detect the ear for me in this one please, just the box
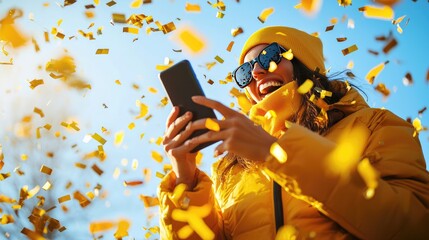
[244,89,256,104]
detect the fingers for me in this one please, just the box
[192,96,239,118]
[165,106,179,129]
[163,111,193,144]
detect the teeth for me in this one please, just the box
[259,81,283,94]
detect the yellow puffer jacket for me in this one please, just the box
[158,86,429,239]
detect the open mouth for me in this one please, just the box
[259,81,284,96]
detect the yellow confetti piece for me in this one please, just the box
[270,142,287,163]
[42,181,52,191]
[148,87,158,93]
[115,79,122,85]
[114,219,130,238]
[1,214,14,224]
[29,79,44,89]
[89,221,116,233]
[75,162,86,169]
[123,27,139,34]
[56,32,65,39]
[140,195,160,208]
[258,7,274,23]
[136,100,149,119]
[114,131,124,146]
[40,165,53,175]
[216,12,225,18]
[366,61,388,84]
[357,158,379,199]
[92,133,106,145]
[392,15,406,25]
[231,27,243,37]
[58,195,71,203]
[281,49,293,60]
[205,118,220,131]
[185,2,201,12]
[106,0,116,7]
[0,9,29,48]
[275,225,298,240]
[300,0,322,15]
[128,122,135,130]
[130,0,142,8]
[214,55,224,64]
[151,151,163,163]
[361,5,394,20]
[21,154,28,160]
[297,79,314,94]
[112,13,126,23]
[95,48,109,54]
[338,0,352,7]
[268,61,278,72]
[229,87,252,114]
[69,121,80,131]
[341,44,358,56]
[226,41,234,52]
[176,27,205,53]
[156,171,165,178]
[346,60,354,69]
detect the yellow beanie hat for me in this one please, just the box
[239,26,326,74]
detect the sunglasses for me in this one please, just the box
[232,42,287,88]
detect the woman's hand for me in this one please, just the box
[186,96,277,162]
[162,106,198,190]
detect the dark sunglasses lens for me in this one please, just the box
[234,62,252,88]
[258,44,281,69]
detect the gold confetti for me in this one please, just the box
[148,87,158,93]
[75,162,86,169]
[114,219,130,238]
[156,171,165,179]
[42,181,52,191]
[275,225,298,240]
[21,154,28,160]
[226,41,234,52]
[92,133,107,145]
[1,214,14,224]
[40,165,53,175]
[281,49,293,60]
[123,27,139,34]
[89,220,116,233]
[29,79,44,89]
[33,107,44,118]
[338,0,352,6]
[366,61,388,84]
[151,151,163,163]
[258,7,274,23]
[300,0,322,15]
[0,9,29,48]
[341,44,358,56]
[205,118,220,131]
[374,83,390,97]
[231,27,243,37]
[360,5,394,20]
[382,38,397,54]
[214,55,224,63]
[106,0,116,6]
[136,100,149,119]
[297,79,314,94]
[128,122,135,130]
[91,164,104,175]
[185,3,201,12]
[402,72,413,86]
[115,79,122,85]
[114,131,124,146]
[176,27,205,54]
[268,61,278,72]
[357,158,379,199]
[392,15,406,25]
[96,48,109,54]
[130,0,142,8]
[112,13,127,23]
[336,37,347,42]
[58,194,71,203]
[124,180,143,186]
[216,12,225,18]
[139,195,159,208]
[325,25,335,31]
[270,142,287,163]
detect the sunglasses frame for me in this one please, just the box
[233,42,287,88]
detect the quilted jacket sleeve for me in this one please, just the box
[157,169,224,240]
[263,108,429,240]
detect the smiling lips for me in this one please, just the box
[258,80,284,96]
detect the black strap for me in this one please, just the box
[273,181,284,232]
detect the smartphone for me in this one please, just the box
[159,60,218,153]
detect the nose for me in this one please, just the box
[251,62,267,81]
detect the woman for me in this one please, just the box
[158,26,429,239]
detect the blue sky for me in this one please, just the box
[1,0,428,239]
